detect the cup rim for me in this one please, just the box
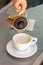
[13,33,32,44]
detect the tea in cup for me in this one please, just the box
[12,33,37,51]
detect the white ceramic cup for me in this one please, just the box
[12,33,37,51]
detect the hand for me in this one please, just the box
[13,0,27,15]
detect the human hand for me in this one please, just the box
[13,0,27,15]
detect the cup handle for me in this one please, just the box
[30,37,37,45]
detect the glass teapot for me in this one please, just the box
[6,15,29,32]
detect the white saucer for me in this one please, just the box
[6,40,37,58]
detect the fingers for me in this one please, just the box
[18,7,26,15]
[13,0,27,15]
[13,0,20,10]
[18,1,27,15]
[18,4,27,15]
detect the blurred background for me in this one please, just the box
[0,0,11,9]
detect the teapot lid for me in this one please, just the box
[14,16,27,30]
